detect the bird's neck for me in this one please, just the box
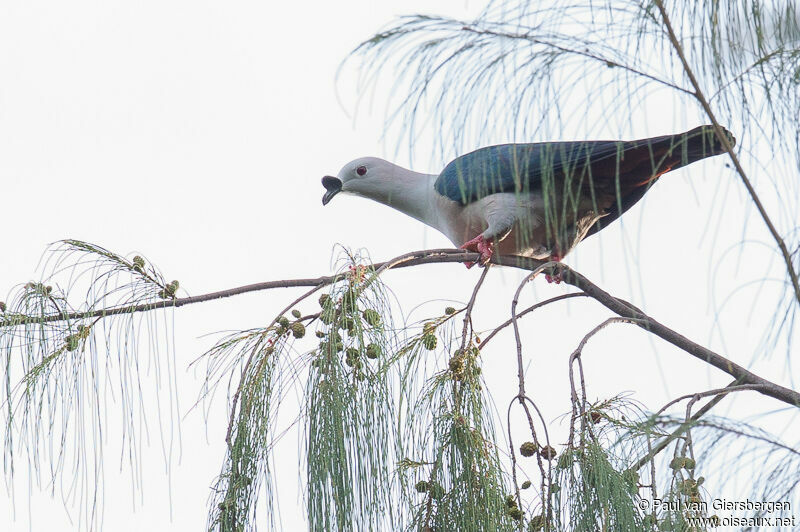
[368,168,441,229]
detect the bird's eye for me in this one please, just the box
[356,165,367,176]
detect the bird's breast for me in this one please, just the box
[435,192,546,258]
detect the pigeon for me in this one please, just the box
[322,125,734,276]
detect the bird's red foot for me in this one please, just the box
[460,234,494,268]
[545,253,563,283]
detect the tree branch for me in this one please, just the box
[492,255,800,408]
[0,249,479,328]
[653,0,800,307]
[5,248,798,409]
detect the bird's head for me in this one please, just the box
[321,157,403,206]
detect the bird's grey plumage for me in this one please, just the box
[322,126,734,263]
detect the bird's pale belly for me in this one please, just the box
[437,192,604,260]
[494,227,552,259]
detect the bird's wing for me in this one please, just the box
[434,126,733,236]
[435,141,621,205]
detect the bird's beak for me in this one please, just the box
[321,176,342,205]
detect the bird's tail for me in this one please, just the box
[676,124,736,162]
[624,125,735,186]
[581,125,735,239]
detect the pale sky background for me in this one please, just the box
[0,1,796,531]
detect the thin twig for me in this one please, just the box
[512,272,538,398]
[510,263,553,397]
[652,384,767,419]
[567,317,645,447]
[459,266,491,352]
[460,24,694,96]
[506,401,524,532]
[630,378,751,471]
[224,284,324,447]
[479,292,587,351]
[506,263,555,526]
[519,394,553,526]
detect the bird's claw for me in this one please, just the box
[460,235,493,268]
[545,253,563,283]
